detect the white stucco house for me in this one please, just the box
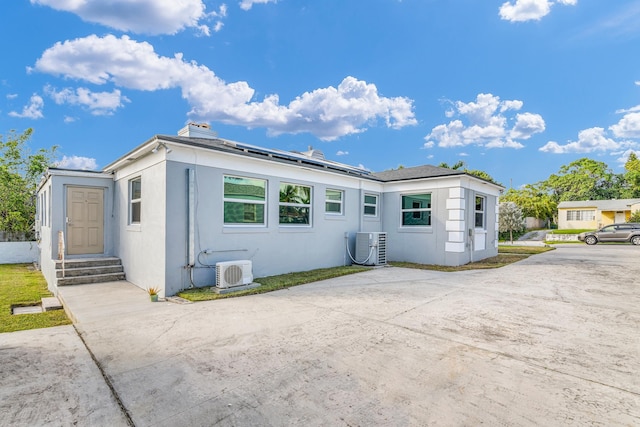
[36,124,502,298]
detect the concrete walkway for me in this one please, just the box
[3,244,640,426]
[0,326,130,426]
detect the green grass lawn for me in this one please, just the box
[178,245,554,302]
[498,245,555,255]
[549,229,594,234]
[178,265,369,302]
[0,264,70,333]
[392,246,553,271]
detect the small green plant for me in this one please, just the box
[629,210,640,223]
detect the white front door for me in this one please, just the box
[615,211,626,223]
[66,186,104,255]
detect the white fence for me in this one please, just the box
[0,241,38,264]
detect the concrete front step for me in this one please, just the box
[55,257,122,269]
[57,272,126,286]
[56,265,124,278]
[55,257,126,286]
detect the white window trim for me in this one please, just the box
[400,193,432,228]
[325,189,344,215]
[279,182,313,227]
[129,177,141,225]
[363,193,378,217]
[223,175,267,227]
[566,209,595,221]
[475,195,486,229]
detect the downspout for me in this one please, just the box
[186,168,196,287]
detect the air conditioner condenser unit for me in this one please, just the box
[216,260,253,288]
[355,232,387,266]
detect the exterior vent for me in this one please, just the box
[178,123,218,139]
[355,232,387,266]
[216,260,253,288]
[305,146,325,160]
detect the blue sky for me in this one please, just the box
[2,0,640,188]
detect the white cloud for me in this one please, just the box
[615,104,640,114]
[424,93,543,149]
[208,4,228,34]
[34,35,416,140]
[45,86,130,115]
[56,155,98,170]
[486,139,524,149]
[239,0,277,11]
[499,0,577,23]
[616,149,640,166]
[212,21,224,32]
[510,112,546,139]
[539,127,620,153]
[64,116,76,123]
[30,0,207,35]
[8,94,44,119]
[6,93,18,100]
[336,150,349,156]
[610,111,640,138]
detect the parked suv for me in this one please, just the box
[578,223,640,245]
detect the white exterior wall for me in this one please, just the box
[40,136,501,297]
[113,155,167,297]
[0,242,38,264]
[381,176,500,266]
[36,171,114,295]
[161,145,385,296]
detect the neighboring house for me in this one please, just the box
[557,199,640,230]
[36,124,502,298]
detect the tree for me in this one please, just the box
[0,129,57,237]
[544,158,623,202]
[623,152,640,198]
[499,202,524,244]
[438,160,465,170]
[500,184,556,226]
[438,160,501,185]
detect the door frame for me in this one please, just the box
[65,185,106,255]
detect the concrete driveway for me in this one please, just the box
[4,244,640,426]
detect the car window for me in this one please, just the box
[601,226,615,232]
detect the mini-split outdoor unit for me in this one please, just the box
[355,232,387,266]
[216,260,253,288]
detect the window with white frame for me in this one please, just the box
[566,209,595,221]
[41,191,47,226]
[223,175,267,225]
[363,194,378,216]
[475,195,485,228]
[47,190,51,227]
[129,177,141,224]
[325,189,344,214]
[401,193,431,226]
[279,183,311,225]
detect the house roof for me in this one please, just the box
[558,198,640,211]
[161,135,374,178]
[102,132,501,188]
[371,165,466,182]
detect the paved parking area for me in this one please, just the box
[3,244,640,426]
